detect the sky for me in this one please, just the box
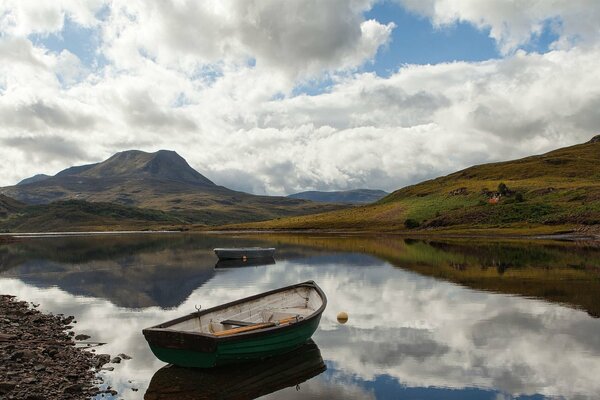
[0,0,599,195]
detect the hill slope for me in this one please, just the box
[226,136,600,233]
[0,200,186,232]
[0,150,344,225]
[288,189,388,204]
[0,194,24,219]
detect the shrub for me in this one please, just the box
[515,192,525,202]
[404,218,420,229]
[498,182,508,196]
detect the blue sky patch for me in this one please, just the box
[364,2,500,76]
[29,17,105,70]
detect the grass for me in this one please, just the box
[0,200,188,232]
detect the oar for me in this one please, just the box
[213,316,300,337]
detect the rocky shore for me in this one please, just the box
[0,295,119,399]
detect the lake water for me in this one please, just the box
[1,233,600,399]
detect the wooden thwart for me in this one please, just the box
[220,319,255,327]
[213,316,300,337]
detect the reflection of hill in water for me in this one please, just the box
[0,234,353,309]
[2,233,600,315]
[251,234,600,318]
[11,258,214,309]
[0,235,255,308]
[145,340,326,400]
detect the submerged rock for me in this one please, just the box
[94,354,111,369]
[118,352,132,360]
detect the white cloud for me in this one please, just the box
[0,0,105,36]
[0,1,599,194]
[397,0,600,53]
[100,0,393,78]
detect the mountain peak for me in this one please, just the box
[589,134,600,144]
[59,149,215,186]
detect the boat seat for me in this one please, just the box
[220,319,255,327]
[260,307,312,323]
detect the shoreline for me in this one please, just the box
[0,295,122,399]
[1,228,598,242]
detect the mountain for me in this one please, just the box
[288,189,388,204]
[0,150,345,226]
[52,150,215,186]
[226,136,600,234]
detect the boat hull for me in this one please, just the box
[213,247,275,260]
[148,314,321,368]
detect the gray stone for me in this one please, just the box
[94,354,111,369]
[0,381,16,394]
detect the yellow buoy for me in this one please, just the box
[337,311,348,324]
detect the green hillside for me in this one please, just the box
[0,194,25,219]
[224,136,600,234]
[0,200,186,232]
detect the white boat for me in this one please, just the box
[213,247,276,260]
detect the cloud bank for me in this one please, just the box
[0,1,599,194]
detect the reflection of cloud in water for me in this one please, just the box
[261,375,376,400]
[1,253,600,399]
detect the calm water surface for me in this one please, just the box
[1,233,600,399]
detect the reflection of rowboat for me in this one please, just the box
[144,339,326,400]
[142,281,327,368]
[214,256,276,269]
[213,247,276,260]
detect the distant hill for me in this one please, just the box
[17,174,51,186]
[225,136,600,234]
[0,150,344,226]
[288,189,388,204]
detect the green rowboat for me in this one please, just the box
[142,281,327,368]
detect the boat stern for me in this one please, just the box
[142,328,219,368]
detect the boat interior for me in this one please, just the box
[168,286,323,335]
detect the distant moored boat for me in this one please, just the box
[213,247,275,260]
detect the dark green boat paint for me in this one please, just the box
[143,281,327,368]
[148,315,321,368]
